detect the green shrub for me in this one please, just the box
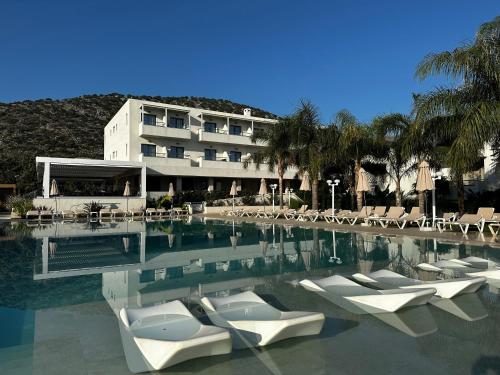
[289,197,302,210]
[241,195,255,205]
[6,195,34,216]
[82,201,104,216]
[156,195,172,208]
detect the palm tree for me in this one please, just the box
[292,101,340,210]
[372,113,418,207]
[246,116,296,209]
[336,110,378,210]
[414,16,500,213]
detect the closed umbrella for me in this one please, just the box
[299,171,311,204]
[168,233,176,248]
[229,180,238,210]
[356,168,371,215]
[122,237,130,253]
[259,178,268,211]
[168,182,175,197]
[299,171,311,191]
[416,161,434,224]
[123,181,131,213]
[50,179,59,213]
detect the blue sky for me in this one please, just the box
[1,0,497,122]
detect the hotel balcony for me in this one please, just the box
[197,157,297,179]
[139,153,192,169]
[198,128,265,147]
[139,122,192,140]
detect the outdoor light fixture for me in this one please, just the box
[270,184,278,212]
[431,171,443,229]
[326,179,340,219]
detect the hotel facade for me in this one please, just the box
[104,99,298,197]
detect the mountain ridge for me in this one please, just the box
[0,93,277,193]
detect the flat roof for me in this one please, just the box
[36,157,145,179]
[133,99,277,123]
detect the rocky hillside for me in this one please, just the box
[0,93,276,193]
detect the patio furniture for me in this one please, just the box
[60,210,76,220]
[438,207,495,234]
[26,210,40,221]
[352,269,486,299]
[296,209,320,222]
[341,206,374,225]
[99,208,112,220]
[173,207,189,216]
[200,291,324,348]
[145,208,158,217]
[418,258,500,283]
[111,209,126,219]
[331,209,352,224]
[393,207,426,229]
[128,209,144,219]
[284,205,308,220]
[434,212,458,231]
[39,210,54,221]
[369,206,405,228]
[489,223,500,237]
[300,275,436,314]
[119,300,231,372]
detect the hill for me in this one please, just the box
[0,93,276,193]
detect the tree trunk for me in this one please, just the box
[355,159,363,211]
[457,175,465,215]
[311,179,319,210]
[278,164,284,209]
[395,178,401,207]
[418,191,425,214]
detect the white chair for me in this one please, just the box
[200,291,324,348]
[118,300,231,373]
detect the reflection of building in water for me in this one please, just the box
[32,221,305,316]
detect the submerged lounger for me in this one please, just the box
[418,258,500,283]
[352,270,485,299]
[300,275,436,314]
[200,291,324,348]
[119,300,231,373]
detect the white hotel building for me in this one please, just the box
[104,99,298,196]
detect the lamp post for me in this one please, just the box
[270,184,277,212]
[431,171,443,229]
[326,179,340,220]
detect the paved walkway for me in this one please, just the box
[201,214,500,248]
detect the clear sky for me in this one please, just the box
[1,0,497,122]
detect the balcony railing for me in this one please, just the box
[139,122,191,140]
[198,128,264,147]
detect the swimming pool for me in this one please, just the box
[1,218,499,374]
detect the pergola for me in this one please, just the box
[36,157,147,198]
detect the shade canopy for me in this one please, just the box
[123,181,131,197]
[50,179,59,196]
[168,182,175,196]
[356,168,370,192]
[299,171,311,191]
[230,180,238,196]
[416,161,434,192]
[258,178,268,195]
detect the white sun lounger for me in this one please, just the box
[352,269,485,299]
[418,258,500,283]
[118,300,231,373]
[342,206,373,225]
[300,275,436,314]
[200,291,324,348]
[438,207,495,234]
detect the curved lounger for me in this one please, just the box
[418,258,500,283]
[200,291,324,348]
[300,275,436,314]
[352,270,485,299]
[119,301,231,373]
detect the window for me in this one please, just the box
[204,122,217,133]
[229,125,242,135]
[141,144,156,157]
[205,149,216,161]
[143,114,156,126]
[168,146,184,159]
[229,151,241,162]
[168,117,184,129]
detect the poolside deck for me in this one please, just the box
[201,214,500,248]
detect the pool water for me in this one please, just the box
[1,218,499,375]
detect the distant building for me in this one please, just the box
[104,99,298,198]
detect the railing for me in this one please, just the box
[143,152,191,159]
[201,128,252,137]
[142,121,190,130]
